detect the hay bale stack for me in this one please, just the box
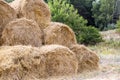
[39,45,78,76]
[44,22,77,47]
[0,45,78,79]
[1,18,43,47]
[0,0,16,38]
[9,0,51,29]
[0,45,47,80]
[70,44,99,73]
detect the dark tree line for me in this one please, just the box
[45,0,119,30]
[70,0,95,26]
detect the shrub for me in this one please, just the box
[116,18,120,32]
[48,0,85,39]
[48,0,102,45]
[77,26,102,45]
[48,0,87,30]
[103,23,116,31]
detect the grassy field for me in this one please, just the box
[89,41,120,55]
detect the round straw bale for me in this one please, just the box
[9,0,51,29]
[0,45,47,80]
[70,44,99,73]
[0,0,16,39]
[39,45,78,76]
[0,45,78,79]
[1,18,43,47]
[44,22,77,47]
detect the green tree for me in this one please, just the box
[48,0,87,31]
[78,26,102,45]
[70,0,95,26]
[48,0,102,44]
[92,0,116,30]
[44,0,47,3]
[46,0,95,26]
[48,0,87,36]
[5,0,13,2]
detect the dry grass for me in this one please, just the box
[1,18,43,47]
[100,30,120,42]
[89,41,120,55]
[44,22,77,47]
[90,30,120,54]
[9,0,51,29]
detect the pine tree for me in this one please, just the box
[48,0,87,31]
[48,0,102,44]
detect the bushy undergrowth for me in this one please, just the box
[48,0,102,45]
[77,26,103,45]
[116,19,120,32]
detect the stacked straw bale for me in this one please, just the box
[70,44,99,73]
[44,22,77,47]
[0,45,78,79]
[0,0,16,42]
[0,45,47,80]
[9,0,51,29]
[1,18,43,47]
[0,0,100,78]
[39,45,78,76]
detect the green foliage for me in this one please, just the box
[77,26,103,45]
[92,0,116,30]
[116,18,120,32]
[46,0,95,26]
[5,0,14,2]
[48,0,102,45]
[104,23,116,31]
[48,0,87,29]
[70,0,95,26]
